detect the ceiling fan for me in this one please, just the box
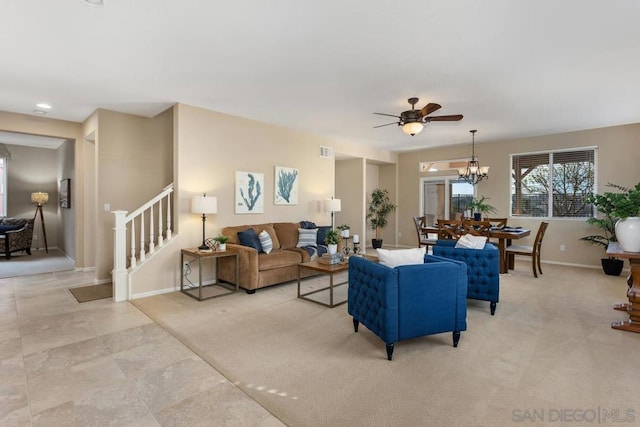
[374,97,463,136]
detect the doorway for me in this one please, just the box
[420,177,474,224]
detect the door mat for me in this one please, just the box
[69,284,113,303]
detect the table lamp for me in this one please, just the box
[191,194,218,250]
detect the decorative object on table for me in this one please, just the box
[213,234,230,251]
[274,166,298,205]
[352,234,360,255]
[324,228,339,255]
[373,97,463,137]
[468,195,497,220]
[235,171,264,214]
[337,224,350,238]
[324,197,341,229]
[458,130,489,185]
[31,192,49,253]
[59,178,71,208]
[367,188,397,249]
[603,182,640,253]
[318,252,343,265]
[191,193,218,251]
[580,188,625,275]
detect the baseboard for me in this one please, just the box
[132,285,180,300]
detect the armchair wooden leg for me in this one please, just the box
[490,301,497,316]
[453,331,461,347]
[353,318,359,332]
[386,343,394,361]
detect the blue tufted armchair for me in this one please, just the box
[433,239,500,315]
[348,255,468,360]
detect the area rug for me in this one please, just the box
[132,265,640,427]
[69,283,113,303]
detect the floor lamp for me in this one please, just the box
[31,192,49,253]
[324,197,341,230]
[191,194,218,251]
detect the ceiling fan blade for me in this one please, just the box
[373,112,401,118]
[424,114,463,122]
[420,103,441,117]
[373,122,399,128]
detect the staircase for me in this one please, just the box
[112,183,174,301]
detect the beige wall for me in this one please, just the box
[397,123,640,267]
[94,108,174,280]
[336,158,365,244]
[57,140,75,259]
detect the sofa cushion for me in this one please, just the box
[273,222,300,249]
[238,228,262,252]
[296,228,317,248]
[258,249,303,271]
[377,247,426,268]
[258,230,273,254]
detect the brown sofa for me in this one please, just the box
[0,217,35,260]
[218,222,320,293]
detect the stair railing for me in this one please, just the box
[112,183,174,301]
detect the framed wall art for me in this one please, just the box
[235,171,264,214]
[274,166,298,205]
[60,178,71,208]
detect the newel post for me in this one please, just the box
[113,210,129,302]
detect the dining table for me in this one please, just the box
[422,225,531,274]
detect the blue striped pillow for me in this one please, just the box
[259,230,273,254]
[296,228,318,248]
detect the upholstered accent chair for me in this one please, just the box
[0,218,34,260]
[433,239,500,315]
[347,255,468,360]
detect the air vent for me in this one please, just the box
[319,146,334,159]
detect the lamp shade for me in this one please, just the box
[191,195,218,214]
[31,192,49,205]
[324,198,341,213]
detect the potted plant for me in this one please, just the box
[214,234,230,251]
[366,188,397,249]
[324,229,340,254]
[605,182,640,252]
[337,224,350,238]
[468,196,497,220]
[580,190,624,276]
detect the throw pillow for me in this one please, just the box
[258,230,273,254]
[296,228,318,248]
[0,224,22,234]
[316,225,332,246]
[455,234,487,250]
[377,247,426,268]
[237,228,262,252]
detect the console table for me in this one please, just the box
[607,242,640,333]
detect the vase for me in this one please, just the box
[615,217,640,252]
[341,230,349,238]
[328,244,338,255]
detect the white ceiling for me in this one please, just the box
[1,1,639,152]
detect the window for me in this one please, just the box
[511,148,596,218]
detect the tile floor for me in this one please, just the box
[0,270,284,426]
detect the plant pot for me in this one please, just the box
[601,258,624,276]
[218,243,226,251]
[328,244,338,255]
[615,217,640,252]
[341,230,349,238]
[473,212,482,221]
[372,239,383,249]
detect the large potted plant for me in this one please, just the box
[468,195,497,220]
[607,183,640,253]
[367,188,397,249]
[580,191,624,275]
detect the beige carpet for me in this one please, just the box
[132,264,640,427]
[69,283,113,302]
[0,248,75,278]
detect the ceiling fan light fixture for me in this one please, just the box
[81,0,105,7]
[402,121,423,136]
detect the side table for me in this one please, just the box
[607,242,640,333]
[181,248,239,301]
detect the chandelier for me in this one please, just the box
[458,129,489,185]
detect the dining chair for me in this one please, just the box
[437,219,463,240]
[486,217,508,228]
[505,222,549,278]
[413,216,437,250]
[461,219,491,237]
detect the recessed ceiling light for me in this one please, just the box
[81,0,104,7]
[33,110,47,115]
[36,103,52,109]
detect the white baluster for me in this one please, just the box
[149,205,155,254]
[139,212,146,262]
[130,219,137,268]
[157,198,164,247]
[166,193,172,239]
[113,210,129,302]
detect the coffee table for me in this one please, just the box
[297,260,349,308]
